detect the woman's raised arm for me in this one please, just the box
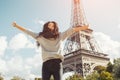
[73,25,89,32]
[12,22,27,31]
[12,22,38,39]
[61,25,89,41]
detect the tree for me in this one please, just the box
[94,65,106,74]
[11,76,22,80]
[113,58,120,79]
[0,76,4,80]
[106,62,113,73]
[65,74,84,80]
[50,75,54,80]
[99,71,113,80]
[85,71,99,80]
[35,78,42,80]
[0,73,4,80]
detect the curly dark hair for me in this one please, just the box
[36,21,60,47]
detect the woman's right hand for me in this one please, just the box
[12,22,26,31]
[12,21,17,27]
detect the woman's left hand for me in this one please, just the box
[73,25,89,32]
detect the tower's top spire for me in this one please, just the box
[70,0,88,27]
[74,0,80,4]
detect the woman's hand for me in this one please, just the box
[80,26,89,31]
[12,22,26,31]
[12,21,17,27]
[73,25,89,32]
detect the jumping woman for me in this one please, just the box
[12,21,88,80]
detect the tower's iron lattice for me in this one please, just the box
[63,0,109,77]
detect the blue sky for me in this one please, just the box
[0,0,71,37]
[0,0,120,79]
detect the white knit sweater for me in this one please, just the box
[24,28,75,62]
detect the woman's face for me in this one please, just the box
[48,22,55,31]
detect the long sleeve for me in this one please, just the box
[23,29,38,39]
[60,27,75,41]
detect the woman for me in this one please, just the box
[12,21,88,80]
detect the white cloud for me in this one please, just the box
[5,56,28,77]
[9,33,35,51]
[0,36,8,56]
[0,56,26,79]
[25,53,42,68]
[118,24,120,29]
[0,53,42,80]
[7,56,24,71]
[93,32,120,61]
[34,18,45,26]
[37,20,45,25]
[62,72,75,80]
[0,58,8,73]
[0,33,43,79]
[118,18,120,29]
[0,34,42,79]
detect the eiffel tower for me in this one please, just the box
[63,0,110,77]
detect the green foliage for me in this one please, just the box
[94,65,106,73]
[35,78,42,80]
[99,71,113,80]
[11,76,22,80]
[113,58,120,79]
[85,71,99,80]
[0,76,4,80]
[65,74,84,80]
[106,62,113,73]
